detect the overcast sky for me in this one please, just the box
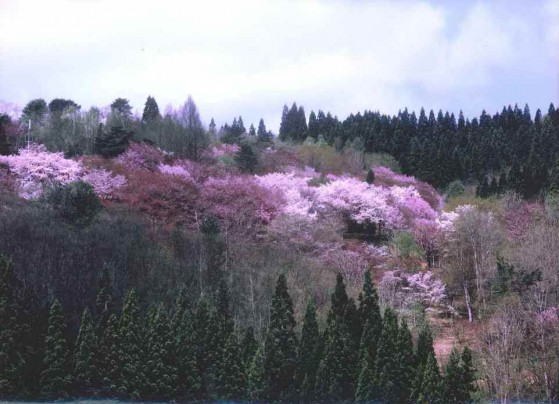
[1,0,558,131]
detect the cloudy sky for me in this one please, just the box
[1,0,558,130]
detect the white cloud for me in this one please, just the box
[0,0,557,130]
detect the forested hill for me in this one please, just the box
[278,102,559,196]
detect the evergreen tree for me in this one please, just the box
[117,290,145,399]
[476,176,490,198]
[0,256,28,398]
[248,123,256,136]
[298,297,321,402]
[264,274,298,401]
[235,143,258,173]
[394,319,415,402]
[215,333,246,400]
[417,354,442,404]
[241,326,258,370]
[194,297,216,399]
[40,299,71,399]
[413,323,436,401]
[257,118,272,143]
[73,308,98,396]
[443,347,462,403]
[94,125,133,157]
[95,265,114,334]
[142,96,160,123]
[173,298,200,400]
[98,314,120,395]
[315,274,358,401]
[279,105,290,141]
[144,304,176,399]
[247,346,266,401]
[374,308,400,402]
[365,169,375,184]
[459,347,476,402]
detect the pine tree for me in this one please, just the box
[365,169,375,184]
[95,265,113,334]
[374,308,399,402]
[394,319,415,402]
[194,297,216,399]
[215,333,246,400]
[443,347,462,402]
[459,347,476,402]
[73,308,98,396]
[235,143,258,173]
[413,323,436,401]
[98,313,120,395]
[142,96,160,123]
[241,327,258,370]
[144,304,177,399]
[264,274,298,401]
[417,354,442,404]
[40,299,71,399]
[298,297,321,402]
[0,256,28,398]
[247,346,266,401]
[174,305,201,400]
[118,290,145,399]
[257,118,272,143]
[94,125,133,157]
[315,274,358,401]
[248,123,256,136]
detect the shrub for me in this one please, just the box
[46,181,102,226]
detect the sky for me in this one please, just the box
[1,0,558,131]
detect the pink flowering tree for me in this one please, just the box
[81,169,127,200]
[0,144,82,199]
[115,142,166,171]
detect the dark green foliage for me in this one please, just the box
[394,319,415,402]
[235,143,258,173]
[476,176,490,198]
[94,125,133,157]
[97,314,120,395]
[193,298,215,398]
[247,346,266,401]
[95,265,114,333]
[215,333,246,400]
[443,347,463,403]
[241,326,258,370]
[279,102,308,142]
[40,299,71,399]
[315,274,358,401]
[417,354,442,404]
[48,99,80,115]
[257,118,273,143]
[413,323,437,401]
[0,114,13,155]
[142,96,160,123]
[365,168,375,184]
[73,308,98,395]
[374,308,400,402]
[117,290,145,399]
[46,181,102,227]
[110,98,132,116]
[460,347,476,401]
[22,98,48,123]
[264,274,298,401]
[298,297,321,402]
[0,257,28,398]
[248,123,256,136]
[144,304,177,399]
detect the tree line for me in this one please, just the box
[279,102,559,198]
[1,255,476,403]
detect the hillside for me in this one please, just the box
[0,99,558,403]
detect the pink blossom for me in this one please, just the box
[82,169,127,200]
[0,145,82,199]
[207,143,240,158]
[158,163,193,180]
[115,143,166,171]
[373,166,417,186]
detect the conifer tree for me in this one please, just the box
[315,274,358,401]
[395,319,415,402]
[247,346,266,401]
[142,96,160,123]
[459,347,476,402]
[40,299,71,399]
[194,297,215,399]
[235,143,258,173]
[413,323,436,401]
[443,347,462,402]
[257,118,272,143]
[98,313,120,395]
[144,304,177,399]
[95,265,113,334]
[73,308,98,396]
[374,308,400,402]
[241,327,258,370]
[298,297,321,402]
[417,354,442,404]
[215,333,246,400]
[0,256,28,398]
[118,290,145,399]
[248,123,256,136]
[264,274,298,401]
[365,168,375,184]
[173,304,200,400]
